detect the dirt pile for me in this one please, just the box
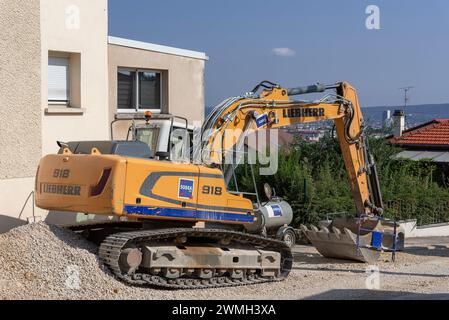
[0,222,122,299]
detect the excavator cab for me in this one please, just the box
[111,112,193,162]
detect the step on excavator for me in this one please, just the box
[35,81,403,289]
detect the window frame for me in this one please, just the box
[117,67,163,113]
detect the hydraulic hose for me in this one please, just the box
[287,84,326,96]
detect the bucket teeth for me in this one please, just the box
[329,227,341,241]
[301,218,404,263]
[331,226,341,236]
[300,223,381,263]
[342,227,354,238]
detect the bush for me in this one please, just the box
[233,135,449,226]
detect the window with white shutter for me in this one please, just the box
[48,57,70,104]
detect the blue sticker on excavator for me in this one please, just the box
[178,178,194,199]
[256,113,268,128]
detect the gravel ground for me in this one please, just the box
[1,222,449,300]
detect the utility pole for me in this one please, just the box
[399,86,413,128]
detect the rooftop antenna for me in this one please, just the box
[399,86,413,128]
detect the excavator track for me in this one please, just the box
[98,228,293,289]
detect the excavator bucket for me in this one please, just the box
[301,217,404,263]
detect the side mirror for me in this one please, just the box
[57,141,69,148]
[263,183,273,200]
[156,151,170,160]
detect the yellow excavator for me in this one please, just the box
[35,81,402,289]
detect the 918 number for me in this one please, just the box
[202,185,222,196]
[53,169,70,178]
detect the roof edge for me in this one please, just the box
[390,143,449,151]
[399,119,439,136]
[387,118,449,144]
[108,36,209,61]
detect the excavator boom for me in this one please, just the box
[200,81,402,262]
[201,81,382,216]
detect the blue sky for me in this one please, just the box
[108,0,449,108]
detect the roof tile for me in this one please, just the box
[388,119,449,146]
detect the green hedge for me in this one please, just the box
[233,135,449,226]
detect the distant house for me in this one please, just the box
[387,118,449,163]
[283,127,326,142]
[296,130,325,142]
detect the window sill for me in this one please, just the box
[115,110,162,120]
[116,109,161,114]
[45,107,86,115]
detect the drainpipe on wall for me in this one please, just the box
[393,110,405,137]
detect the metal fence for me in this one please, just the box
[384,199,449,226]
[315,200,449,227]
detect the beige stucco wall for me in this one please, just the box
[0,1,42,232]
[0,0,41,179]
[41,0,109,155]
[108,44,205,131]
[0,0,110,233]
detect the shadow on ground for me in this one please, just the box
[0,214,27,233]
[305,289,449,300]
[404,245,449,258]
[292,251,361,265]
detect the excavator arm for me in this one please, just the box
[200,81,383,216]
